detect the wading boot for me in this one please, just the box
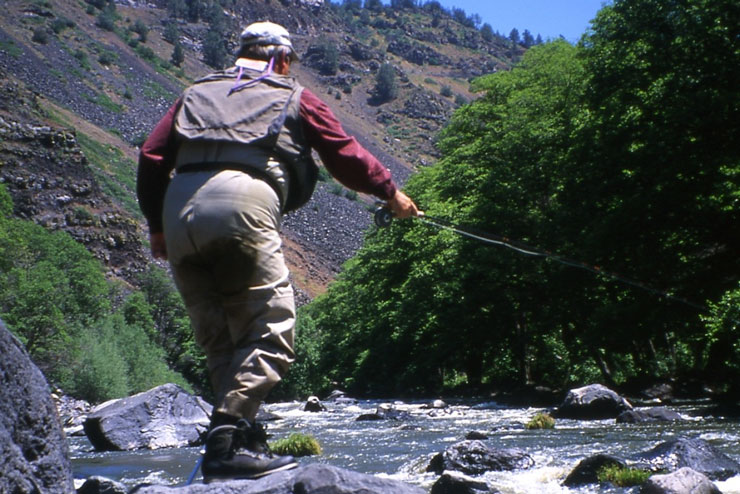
[202,419,298,483]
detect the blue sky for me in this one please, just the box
[432,0,611,43]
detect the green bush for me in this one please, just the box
[96,8,116,31]
[32,27,49,44]
[0,191,190,403]
[597,465,651,487]
[525,412,555,429]
[51,17,75,34]
[0,184,13,217]
[270,433,322,457]
[98,51,116,66]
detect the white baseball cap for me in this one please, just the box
[239,21,299,61]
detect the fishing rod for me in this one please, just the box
[374,206,712,316]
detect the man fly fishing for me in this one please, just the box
[136,21,420,482]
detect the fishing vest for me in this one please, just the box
[173,66,318,213]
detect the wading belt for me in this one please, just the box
[176,162,285,210]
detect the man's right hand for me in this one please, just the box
[387,190,422,219]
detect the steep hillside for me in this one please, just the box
[0,0,522,299]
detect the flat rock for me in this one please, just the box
[130,463,425,493]
[83,383,211,451]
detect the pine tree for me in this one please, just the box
[171,42,184,67]
[374,62,398,102]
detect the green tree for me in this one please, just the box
[171,41,184,67]
[374,62,398,103]
[96,4,117,31]
[202,29,228,69]
[163,19,179,44]
[279,0,740,396]
[701,284,740,396]
[136,265,207,395]
[509,28,520,45]
[167,0,187,20]
[364,0,383,11]
[555,0,739,379]
[522,29,535,48]
[314,37,339,75]
[480,23,494,42]
[0,184,12,217]
[132,19,149,42]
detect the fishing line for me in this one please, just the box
[375,206,713,316]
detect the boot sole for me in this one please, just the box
[203,460,299,483]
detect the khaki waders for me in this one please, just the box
[163,169,295,421]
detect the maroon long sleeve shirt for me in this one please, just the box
[137,87,397,234]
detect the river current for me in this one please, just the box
[71,399,740,493]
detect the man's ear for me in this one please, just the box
[275,48,291,74]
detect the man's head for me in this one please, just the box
[237,21,299,64]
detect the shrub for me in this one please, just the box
[131,19,148,42]
[96,8,116,31]
[51,17,75,34]
[98,50,116,65]
[32,27,49,44]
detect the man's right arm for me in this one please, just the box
[136,100,181,236]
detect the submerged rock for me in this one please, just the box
[617,407,682,423]
[356,403,412,421]
[431,471,495,494]
[632,437,740,481]
[83,383,211,451]
[427,440,534,475]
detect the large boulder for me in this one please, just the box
[77,475,128,494]
[303,396,327,413]
[427,440,535,475]
[83,383,211,451]
[131,463,425,493]
[640,467,722,494]
[0,318,75,493]
[553,384,633,420]
[632,437,740,480]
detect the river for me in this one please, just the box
[71,399,740,493]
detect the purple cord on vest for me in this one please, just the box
[229,57,275,95]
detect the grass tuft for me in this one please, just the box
[270,433,322,457]
[597,465,651,487]
[525,412,555,430]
